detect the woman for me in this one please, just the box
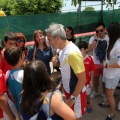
[15,32,28,56]
[65,26,76,43]
[20,60,76,120]
[99,22,120,120]
[25,30,53,75]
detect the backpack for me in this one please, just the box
[30,92,53,120]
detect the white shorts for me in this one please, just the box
[102,76,120,89]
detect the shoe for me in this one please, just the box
[86,104,92,113]
[118,101,120,110]
[106,114,115,120]
[90,91,99,98]
[98,102,110,108]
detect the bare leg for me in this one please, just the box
[106,88,115,115]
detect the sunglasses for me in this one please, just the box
[17,39,24,43]
[96,29,104,33]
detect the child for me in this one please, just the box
[4,46,25,120]
[0,45,16,120]
[77,41,95,113]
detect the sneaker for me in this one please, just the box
[98,102,110,108]
[118,101,120,110]
[106,114,115,120]
[90,91,99,98]
[86,104,92,113]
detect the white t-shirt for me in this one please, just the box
[103,39,120,79]
[89,35,109,64]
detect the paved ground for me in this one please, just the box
[51,71,120,120]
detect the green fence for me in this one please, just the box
[0,9,120,45]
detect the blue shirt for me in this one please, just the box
[26,46,53,75]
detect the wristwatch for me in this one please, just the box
[70,95,77,101]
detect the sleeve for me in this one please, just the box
[89,36,95,44]
[68,51,85,74]
[26,46,34,62]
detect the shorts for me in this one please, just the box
[64,87,86,118]
[85,85,91,95]
[94,64,103,77]
[102,76,120,89]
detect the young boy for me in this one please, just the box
[4,46,25,120]
[77,41,95,113]
[0,45,16,120]
[0,32,17,74]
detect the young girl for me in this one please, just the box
[21,60,76,120]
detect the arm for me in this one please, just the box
[0,94,16,120]
[51,94,76,120]
[72,72,86,97]
[89,71,94,88]
[88,34,98,52]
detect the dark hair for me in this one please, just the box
[15,32,26,51]
[107,22,120,59]
[66,26,75,36]
[4,46,23,66]
[4,32,17,43]
[95,21,105,29]
[21,60,56,115]
[77,41,88,50]
[33,30,49,50]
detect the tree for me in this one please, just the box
[83,6,95,11]
[0,0,63,15]
[71,0,117,8]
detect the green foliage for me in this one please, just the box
[83,6,95,11]
[0,0,63,15]
[71,0,117,8]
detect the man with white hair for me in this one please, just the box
[45,23,86,120]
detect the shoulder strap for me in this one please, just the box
[42,92,53,119]
[32,46,36,61]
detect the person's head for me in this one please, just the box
[45,23,67,49]
[33,30,48,49]
[4,46,25,67]
[107,22,120,59]
[95,21,106,38]
[65,26,74,38]
[21,60,56,115]
[4,32,17,49]
[77,41,88,55]
[15,32,26,50]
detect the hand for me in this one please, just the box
[94,33,98,40]
[8,114,16,120]
[65,98,74,107]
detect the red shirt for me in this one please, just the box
[0,69,8,118]
[0,49,12,74]
[84,55,95,85]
